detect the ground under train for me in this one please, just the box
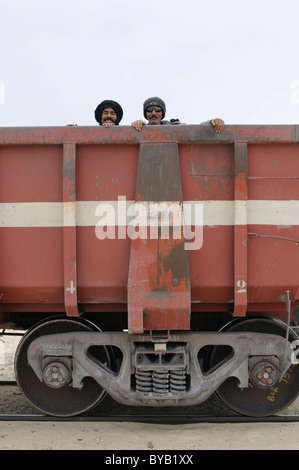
[0,124,299,417]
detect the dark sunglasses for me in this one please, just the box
[146,106,162,113]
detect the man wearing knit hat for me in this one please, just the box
[131,96,225,132]
[94,100,123,127]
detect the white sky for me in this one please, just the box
[1,0,299,127]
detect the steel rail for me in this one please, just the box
[0,413,298,423]
[1,380,299,423]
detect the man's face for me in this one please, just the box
[145,106,163,125]
[101,107,117,125]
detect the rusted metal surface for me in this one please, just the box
[0,125,298,329]
[233,142,248,316]
[0,124,299,145]
[127,143,190,333]
[63,142,79,317]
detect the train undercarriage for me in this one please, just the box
[13,315,299,418]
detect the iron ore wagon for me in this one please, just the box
[0,124,298,416]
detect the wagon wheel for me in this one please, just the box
[209,316,299,417]
[15,317,113,417]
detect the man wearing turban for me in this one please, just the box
[94,100,123,127]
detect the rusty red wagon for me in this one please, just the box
[0,124,298,416]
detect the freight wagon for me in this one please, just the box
[0,124,298,417]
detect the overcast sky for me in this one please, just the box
[1,0,299,127]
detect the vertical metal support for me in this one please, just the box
[284,290,291,362]
[233,142,248,316]
[127,142,191,333]
[63,142,79,317]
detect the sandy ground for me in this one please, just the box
[2,420,299,451]
[0,332,299,451]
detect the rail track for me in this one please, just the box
[1,380,299,424]
[1,414,299,423]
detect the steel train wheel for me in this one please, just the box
[209,316,299,417]
[15,317,112,417]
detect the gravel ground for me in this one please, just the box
[0,331,299,450]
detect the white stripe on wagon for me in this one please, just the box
[0,200,299,227]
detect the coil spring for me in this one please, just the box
[152,369,169,394]
[169,369,187,392]
[135,369,152,392]
[135,368,187,393]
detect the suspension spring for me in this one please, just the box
[135,367,187,394]
[152,369,169,394]
[135,369,152,392]
[169,369,187,392]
